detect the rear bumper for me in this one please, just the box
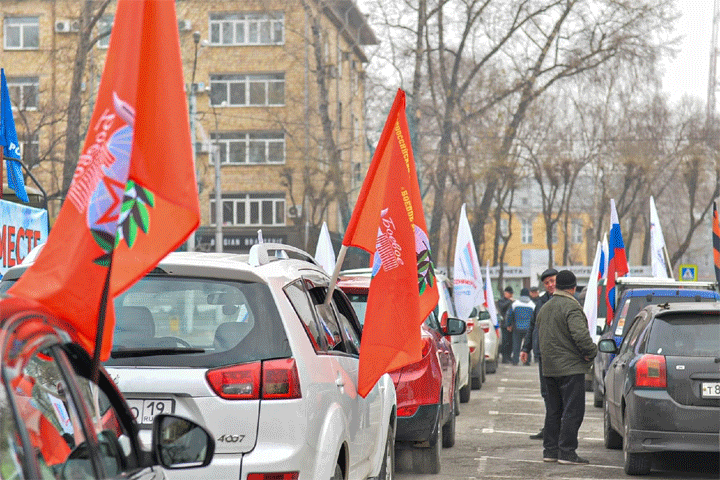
[626,389,720,453]
[396,403,443,444]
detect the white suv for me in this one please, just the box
[101,244,396,480]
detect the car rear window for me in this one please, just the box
[647,313,720,357]
[613,290,720,336]
[106,276,289,368]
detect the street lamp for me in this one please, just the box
[187,31,201,251]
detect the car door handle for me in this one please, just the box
[335,373,345,388]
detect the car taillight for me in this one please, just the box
[481,323,490,334]
[397,404,419,417]
[247,473,299,480]
[466,319,475,333]
[635,354,666,388]
[206,359,301,400]
[421,337,432,357]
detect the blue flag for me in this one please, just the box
[0,68,28,202]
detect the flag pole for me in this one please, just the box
[91,257,113,384]
[662,245,674,279]
[324,244,348,305]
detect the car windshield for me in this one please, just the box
[106,275,289,368]
[647,313,720,357]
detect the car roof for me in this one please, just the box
[643,301,720,317]
[615,276,717,290]
[620,288,719,298]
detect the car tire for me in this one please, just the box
[603,401,622,449]
[331,462,344,480]
[442,398,456,448]
[471,374,481,390]
[486,360,497,374]
[459,382,471,403]
[481,357,486,383]
[454,378,460,416]
[414,415,441,474]
[376,422,395,479]
[593,378,603,408]
[623,412,651,475]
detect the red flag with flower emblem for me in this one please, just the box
[343,89,438,397]
[9,0,199,361]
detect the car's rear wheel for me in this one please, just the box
[603,401,622,449]
[442,397,456,448]
[593,378,603,408]
[454,377,460,415]
[376,423,395,479]
[623,412,651,475]
[331,462,344,480]
[485,359,497,374]
[414,415,441,474]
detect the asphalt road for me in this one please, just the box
[395,361,720,479]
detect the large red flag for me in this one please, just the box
[9,0,199,361]
[344,89,438,397]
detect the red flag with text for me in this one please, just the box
[9,0,199,360]
[344,89,438,397]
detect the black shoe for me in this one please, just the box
[558,454,589,465]
[529,429,543,440]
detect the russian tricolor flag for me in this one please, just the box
[606,200,629,324]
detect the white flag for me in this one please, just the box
[485,262,499,329]
[649,196,670,278]
[314,222,336,275]
[584,241,602,342]
[453,205,484,319]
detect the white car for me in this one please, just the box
[436,274,471,405]
[473,306,499,374]
[101,244,396,480]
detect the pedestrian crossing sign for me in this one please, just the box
[679,264,697,282]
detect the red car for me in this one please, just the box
[338,273,465,475]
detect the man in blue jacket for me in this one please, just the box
[506,288,535,365]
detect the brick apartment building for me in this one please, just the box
[0,0,376,253]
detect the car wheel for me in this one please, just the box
[442,398,456,448]
[376,422,395,479]
[481,357,486,383]
[486,359,497,374]
[460,382,471,403]
[413,414,441,474]
[471,374,481,390]
[623,412,651,475]
[454,378,460,416]
[331,462,344,480]
[593,378,603,408]
[603,401,622,449]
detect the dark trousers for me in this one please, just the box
[542,373,585,459]
[511,329,527,365]
[501,328,512,362]
[538,356,547,399]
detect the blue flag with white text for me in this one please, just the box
[0,69,28,202]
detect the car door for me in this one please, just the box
[607,312,649,424]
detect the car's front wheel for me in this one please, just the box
[623,412,651,475]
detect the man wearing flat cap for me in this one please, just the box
[536,270,597,465]
[520,267,557,439]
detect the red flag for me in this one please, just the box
[344,89,438,397]
[713,202,720,285]
[9,0,199,361]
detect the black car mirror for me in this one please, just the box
[152,414,215,469]
[443,317,466,336]
[598,338,618,354]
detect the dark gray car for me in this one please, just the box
[599,302,720,475]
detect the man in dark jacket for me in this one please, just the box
[536,270,597,465]
[520,267,557,439]
[497,286,514,364]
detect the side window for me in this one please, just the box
[618,314,646,355]
[613,298,631,336]
[284,279,326,352]
[441,284,456,318]
[424,310,442,334]
[331,290,361,355]
[305,285,352,354]
[9,347,89,479]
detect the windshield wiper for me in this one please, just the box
[110,347,205,358]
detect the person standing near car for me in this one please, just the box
[497,286,514,364]
[520,267,557,440]
[536,270,597,465]
[529,286,540,305]
[506,288,535,365]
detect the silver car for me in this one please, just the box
[101,244,396,480]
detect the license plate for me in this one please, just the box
[126,399,175,424]
[700,382,720,398]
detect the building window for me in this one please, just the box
[572,219,583,244]
[20,134,39,162]
[98,16,113,48]
[211,193,285,226]
[4,17,39,50]
[521,218,533,244]
[7,77,38,110]
[210,73,284,106]
[209,12,284,46]
[210,132,284,164]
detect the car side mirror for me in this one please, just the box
[598,338,618,354]
[152,414,215,469]
[442,317,466,336]
[596,325,604,336]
